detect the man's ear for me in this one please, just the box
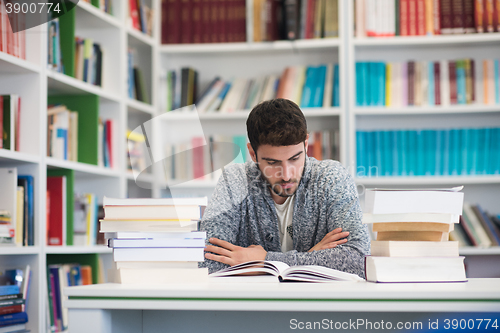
[247,143,257,163]
[304,134,309,154]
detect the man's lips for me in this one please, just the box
[280,183,295,189]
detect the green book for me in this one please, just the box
[58,5,75,77]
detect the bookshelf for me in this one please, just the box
[0,0,498,331]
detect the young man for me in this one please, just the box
[200,99,370,278]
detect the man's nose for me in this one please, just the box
[282,163,292,181]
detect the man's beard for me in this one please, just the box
[257,159,306,198]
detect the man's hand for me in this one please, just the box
[205,238,267,266]
[308,228,349,252]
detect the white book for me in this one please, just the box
[365,256,467,283]
[440,60,450,106]
[100,220,199,233]
[197,80,225,112]
[323,64,333,108]
[104,231,207,239]
[370,240,460,257]
[103,196,208,207]
[113,247,205,262]
[420,61,428,106]
[292,67,306,105]
[363,187,464,215]
[109,238,206,248]
[388,0,395,36]
[487,60,495,105]
[115,261,199,269]
[211,260,364,282]
[355,0,366,37]
[261,75,278,101]
[0,168,17,244]
[474,58,483,105]
[362,212,460,224]
[463,202,492,247]
[219,78,247,112]
[109,267,209,284]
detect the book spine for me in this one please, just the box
[434,61,441,105]
[401,0,409,35]
[433,0,441,33]
[417,0,426,35]
[408,61,415,106]
[464,0,476,32]
[408,0,417,35]
[485,0,495,32]
[425,0,434,35]
[440,0,453,33]
[451,0,464,33]
[448,60,457,104]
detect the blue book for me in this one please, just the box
[491,128,500,174]
[312,65,326,107]
[391,130,399,176]
[424,130,436,176]
[128,51,134,98]
[398,130,409,176]
[366,131,376,177]
[415,130,425,176]
[374,131,383,176]
[17,175,34,246]
[449,129,460,175]
[434,130,443,175]
[441,129,451,176]
[378,62,386,106]
[356,131,367,177]
[360,62,369,106]
[0,311,28,327]
[476,128,487,175]
[428,62,435,106]
[332,64,340,107]
[468,128,479,175]
[382,130,393,176]
[456,60,466,105]
[495,60,500,104]
[138,0,148,33]
[368,62,378,106]
[0,285,20,296]
[408,130,417,176]
[355,63,363,106]
[301,67,316,108]
[460,128,469,175]
[483,128,491,175]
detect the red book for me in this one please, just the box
[162,0,180,44]
[475,0,485,32]
[408,61,415,106]
[433,0,441,34]
[191,137,205,179]
[464,0,476,32]
[46,176,66,246]
[237,0,247,42]
[434,62,441,105]
[313,132,322,160]
[211,0,218,42]
[448,60,457,104]
[0,305,23,315]
[218,0,227,43]
[129,0,141,30]
[106,119,113,168]
[440,0,453,33]
[181,0,193,43]
[306,0,316,39]
[400,0,410,35]
[226,0,235,42]
[201,0,211,43]
[408,0,418,35]
[416,0,425,35]
[192,0,202,43]
[451,0,465,33]
[0,96,3,149]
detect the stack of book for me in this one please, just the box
[102,197,209,284]
[355,0,499,37]
[0,265,31,332]
[363,187,467,283]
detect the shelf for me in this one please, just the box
[46,157,120,178]
[128,27,156,47]
[47,70,121,103]
[353,33,500,47]
[165,108,341,120]
[127,99,156,115]
[354,105,500,115]
[460,247,500,256]
[76,1,121,29]
[0,149,40,164]
[0,246,40,255]
[44,245,112,254]
[355,176,500,186]
[160,39,340,54]
[0,52,40,74]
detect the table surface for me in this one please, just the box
[65,277,500,301]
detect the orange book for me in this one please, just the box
[495,0,500,31]
[276,68,290,99]
[417,0,426,35]
[313,132,322,160]
[476,0,485,32]
[485,0,495,32]
[425,0,434,35]
[81,265,93,285]
[483,60,489,104]
[408,0,417,35]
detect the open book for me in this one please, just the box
[210,260,364,282]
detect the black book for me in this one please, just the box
[181,68,190,107]
[283,0,299,40]
[133,67,143,102]
[95,45,103,87]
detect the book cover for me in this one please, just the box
[17,175,33,246]
[440,0,453,33]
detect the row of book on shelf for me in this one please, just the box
[0,265,31,331]
[127,49,149,103]
[251,0,339,41]
[356,127,500,177]
[453,202,500,247]
[47,104,114,168]
[48,18,104,87]
[46,262,94,332]
[355,0,500,38]
[47,175,105,247]
[161,64,340,113]
[0,4,26,60]
[129,0,154,36]
[161,0,247,44]
[103,197,209,284]
[0,95,20,151]
[0,168,34,247]
[81,0,114,15]
[355,59,500,107]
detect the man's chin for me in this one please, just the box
[271,184,297,197]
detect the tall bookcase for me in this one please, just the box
[0,0,499,331]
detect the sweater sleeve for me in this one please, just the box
[198,167,246,274]
[265,165,370,278]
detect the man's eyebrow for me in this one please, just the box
[261,151,303,162]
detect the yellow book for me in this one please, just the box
[385,63,392,107]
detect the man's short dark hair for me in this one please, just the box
[246,98,308,152]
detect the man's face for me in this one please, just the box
[248,138,308,202]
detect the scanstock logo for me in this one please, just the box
[1,0,79,32]
[127,106,242,194]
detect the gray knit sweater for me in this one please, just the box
[199,156,370,278]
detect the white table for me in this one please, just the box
[64,277,500,333]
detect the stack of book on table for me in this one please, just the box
[0,265,31,333]
[101,197,208,284]
[363,186,467,283]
